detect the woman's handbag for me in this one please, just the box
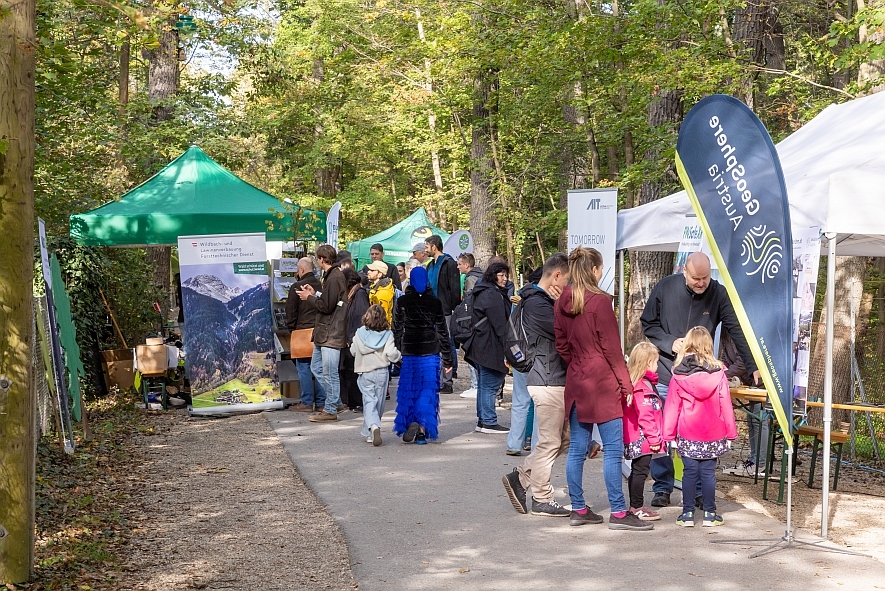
[289,328,315,359]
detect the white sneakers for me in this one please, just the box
[460,388,477,398]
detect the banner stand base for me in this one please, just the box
[712,447,871,559]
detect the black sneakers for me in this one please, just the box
[502,468,527,514]
[569,508,604,526]
[531,500,569,517]
[403,422,420,443]
[608,511,655,531]
[439,384,454,394]
[478,423,509,434]
[650,492,671,507]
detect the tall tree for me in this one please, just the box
[142,9,179,310]
[470,66,498,268]
[625,91,682,347]
[0,0,36,582]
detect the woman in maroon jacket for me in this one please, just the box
[554,247,652,531]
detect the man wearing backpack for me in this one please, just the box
[502,253,571,517]
[425,234,461,393]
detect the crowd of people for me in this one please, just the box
[286,238,758,531]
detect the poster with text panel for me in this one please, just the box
[567,188,618,294]
[178,233,279,408]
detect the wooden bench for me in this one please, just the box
[796,424,851,491]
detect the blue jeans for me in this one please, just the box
[681,457,717,513]
[311,346,341,414]
[565,404,626,513]
[296,358,324,407]
[476,365,505,426]
[652,381,702,499]
[358,368,388,437]
[507,370,531,451]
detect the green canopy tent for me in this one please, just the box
[347,208,450,266]
[70,145,326,246]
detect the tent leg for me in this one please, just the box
[822,232,836,539]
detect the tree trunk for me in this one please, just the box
[626,90,682,348]
[0,0,36,582]
[470,67,498,268]
[858,0,885,94]
[415,9,444,215]
[732,0,768,109]
[809,256,868,426]
[556,97,590,252]
[142,11,179,311]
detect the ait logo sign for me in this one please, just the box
[675,94,795,446]
[741,225,783,283]
[586,198,601,210]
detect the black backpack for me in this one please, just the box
[451,290,485,346]
[503,299,535,373]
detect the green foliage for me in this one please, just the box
[36,237,164,399]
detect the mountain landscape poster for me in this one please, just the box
[177,233,279,407]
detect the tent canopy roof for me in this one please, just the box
[70,145,326,246]
[347,208,450,264]
[617,91,885,256]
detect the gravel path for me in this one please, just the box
[119,412,356,590]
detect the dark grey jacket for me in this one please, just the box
[519,284,567,387]
[464,281,510,373]
[640,273,756,386]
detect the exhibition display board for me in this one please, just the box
[178,233,280,410]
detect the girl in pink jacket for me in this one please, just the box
[663,326,737,528]
[622,342,664,521]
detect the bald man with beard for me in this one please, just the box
[640,252,759,507]
[286,257,325,412]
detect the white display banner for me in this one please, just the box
[327,201,342,249]
[177,233,279,409]
[790,227,821,416]
[673,218,718,275]
[567,188,618,293]
[443,230,474,258]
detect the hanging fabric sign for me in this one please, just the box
[675,94,795,446]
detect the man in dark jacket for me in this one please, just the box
[359,243,402,291]
[465,262,512,434]
[640,251,758,506]
[501,254,571,517]
[285,257,324,412]
[297,244,348,422]
[425,234,462,393]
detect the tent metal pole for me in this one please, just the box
[821,232,837,539]
[619,250,625,352]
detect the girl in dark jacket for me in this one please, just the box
[392,266,452,443]
[464,261,512,434]
[340,268,371,411]
[554,247,651,531]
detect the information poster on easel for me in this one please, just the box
[178,232,279,408]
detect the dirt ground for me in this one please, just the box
[716,440,885,560]
[118,411,356,590]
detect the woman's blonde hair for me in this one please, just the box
[628,341,660,385]
[674,326,723,369]
[567,247,606,314]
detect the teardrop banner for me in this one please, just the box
[675,95,794,446]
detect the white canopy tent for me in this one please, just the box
[615,90,885,538]
[617,90,885,256]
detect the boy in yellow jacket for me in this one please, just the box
[366,260,395,323]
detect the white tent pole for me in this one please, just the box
[821,232,836,538]
[619,250,625,352]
